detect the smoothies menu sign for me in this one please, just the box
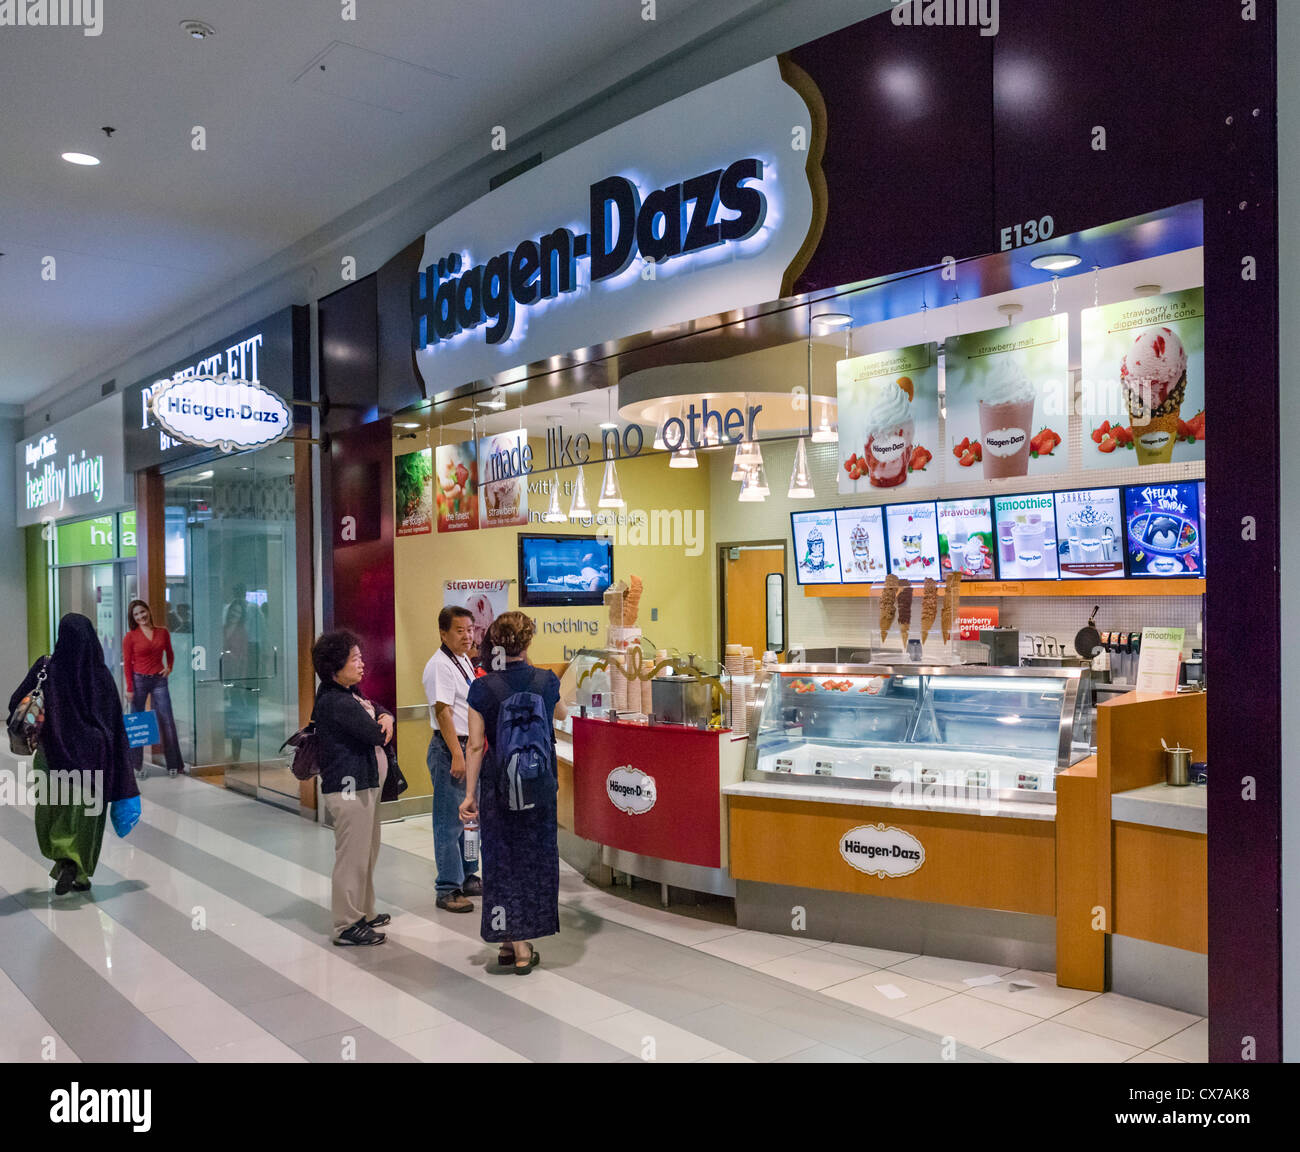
[944,316,1069,481]
[837,343,938,495]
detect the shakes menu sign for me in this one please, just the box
[16,393,127,528]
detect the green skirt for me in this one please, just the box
[33,749,106,886]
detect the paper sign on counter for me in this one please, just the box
[1135,626,1184,692]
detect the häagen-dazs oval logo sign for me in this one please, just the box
[150,374,292,454]
[606,765,657,815]
[839,823,925,878]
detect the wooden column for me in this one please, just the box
[134,469,166,618]
[295,425,317,811]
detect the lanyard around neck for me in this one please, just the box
[441,644,473,686]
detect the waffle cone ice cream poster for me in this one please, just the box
[837,343,938,494]
[436,441,478,533]
[478,429,530,528]
[945,316,1069,480]
[395,448,433,537]
[1080,288,1204,467]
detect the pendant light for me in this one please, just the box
[653,423,667,451]
[669,444,698,468]
[568,467,592,520]
[811,399,838,443]
[738,465,766,502]
[597,457,625,509]
[787,437,816,499]
[542,478,567,522]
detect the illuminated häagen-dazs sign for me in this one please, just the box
[410,58,816,389]
[149,375,292,454]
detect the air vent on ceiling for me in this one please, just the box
[490,152,543,191]
[101,379,116,396]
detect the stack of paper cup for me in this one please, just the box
[731,680,749,733]
[743,647,755,676]
[610,665,628,713]
[640,675,654,715]
[724,644,745,679]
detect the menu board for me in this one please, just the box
[991,492,1061,580]
[1122,482,1204,577]
[1198,480,1207,572]
[791,509,843,584]
[834,506,889,583]
[837,343,939,494]
[1054,488,1125,579]
[944,315,1070,481]
[1080,288,1205,469]
[936,498,995,579]
[883,501,941,580]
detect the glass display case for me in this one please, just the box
[746,663,1093,802]
[558,646,733,731]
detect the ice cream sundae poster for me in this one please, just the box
[436,441,478,533]
[792,509,843,584]
[836,343,938,495]
[936,498,994,580]
[883,502,941,580]
[834,506,888,584]
[395,448,434,537]
[944,315,1069,480]
[1054,487,1124,579]
[477,428,530,529]
[1122,482,1204,577]
[443,580,509,652]
[1080,288,1204,468]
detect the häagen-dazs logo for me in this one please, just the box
[839,823,925,878]
[606,765,657,815]
[149,374,292,453]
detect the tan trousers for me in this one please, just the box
[322,757,387,937]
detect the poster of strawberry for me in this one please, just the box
[436,440,478,533]
[1080,288,1204,468]
[944,315,1069,480]
[837,342,938,494]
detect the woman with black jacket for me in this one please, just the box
[312,630,395,946]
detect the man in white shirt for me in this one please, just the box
[423,606,480,912]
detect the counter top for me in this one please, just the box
[722,780,1056,821]
[1111,782,1207,834]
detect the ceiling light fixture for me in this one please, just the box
[811,312,853,331]
[787,438,816,499]
[1029,253,1082,272]
[568,468,592,520]
[542,480,567,523]
[61,152,100,166]
[668,445,698,468]
[599,389,618,430]
[597,458,625,509]
[181,19,215,39]
[811,399,838,443]
[395,422,420,429]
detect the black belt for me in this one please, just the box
[436,731,469,747]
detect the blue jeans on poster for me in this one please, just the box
[130,673,185,775]
[429,732,478,894]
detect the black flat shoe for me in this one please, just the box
[366,913,391,928]
[53,860,76,896]
[334,920,386,946]
[72,880,91,892]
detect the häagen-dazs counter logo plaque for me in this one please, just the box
[606,765,657,815]
[149,374,292,453]
[839,823,925,878]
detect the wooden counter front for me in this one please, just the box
[728,794,1055,915]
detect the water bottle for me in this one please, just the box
[463,819,480,863]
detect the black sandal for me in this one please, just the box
[53,860,76,896]
[497,945,515,967]
[514,943,540,974]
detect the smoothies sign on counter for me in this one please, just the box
[992,492,1061,580]
[1080,288,1205,468]
[945,316,1069,481]
[834,506,888,583]
[1055,487,1124,579]
[936,497,994,579]
[884,502,940,579]
[792,509,843,583]
[836,343,939,494]
[1123,482,1204,577]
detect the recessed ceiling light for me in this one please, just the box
[61,152,100,166]
[811,312,853,330]
[181,19,215,39]
[1029,253,1082,271]
[194,470,214,480]
[479,398,507,411]
[395,422,421,429]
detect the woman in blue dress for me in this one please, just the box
[459,611,566,973]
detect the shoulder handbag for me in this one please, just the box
[8,663,48,756]
[280,722,320,781]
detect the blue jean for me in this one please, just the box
[129,673,185,775]
[429,732,477,894]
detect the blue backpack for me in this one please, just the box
[490,671,555,812]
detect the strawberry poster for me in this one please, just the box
[436,440,478,533]
[837,342,938,494]
[1080,288,1204,467]
[395,448,433,537]
[944,315,1069,479]
[478,428,530,529]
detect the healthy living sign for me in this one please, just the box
[15,393,126,528]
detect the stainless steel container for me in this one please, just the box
[979,628,1020,666]
[651,675,711,727]
[1165,745,1192,787]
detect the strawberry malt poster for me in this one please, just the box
[1080,288,1204,468]
[436,441,478,533]
[837,343,938,494]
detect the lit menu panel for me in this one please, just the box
[1053,487,1125,579]
[936,497,995,580]
[991,492,1061,580]
[1122,481,1204,577]
[883,501,940,580]
[791,509,843,584]
[834,506,888,583]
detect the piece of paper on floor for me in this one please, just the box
[1007,981,1038,992]
[962,974,1004,987]
[874,983,908,1000]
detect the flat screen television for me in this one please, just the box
[517,533,614,606]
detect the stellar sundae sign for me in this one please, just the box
[149,375,292,454]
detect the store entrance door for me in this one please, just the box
[164,453,300,808]
[719,542,786,659]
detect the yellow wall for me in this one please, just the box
[393,439,714,792]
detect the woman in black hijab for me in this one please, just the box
[9,613,136,894]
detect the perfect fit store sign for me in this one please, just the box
[410,58,816,388]
[15,393,126,528]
